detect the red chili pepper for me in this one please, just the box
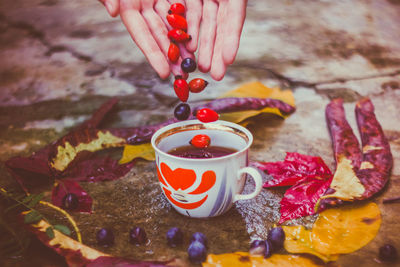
[168,29,191,43]
[166,14,188,31]
[189,78,208,93]
[190,134,211,148]
[196,108,219,123]
[168,3,185,16]
[173,76,189,102]
[168,42,180,63]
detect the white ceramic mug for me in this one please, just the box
[151,120,262,218]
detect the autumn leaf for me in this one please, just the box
[219,81,295,122]
[203,252,324,267]
[283,225,338,263]
[311,202,381,254]
[119,143,155,164]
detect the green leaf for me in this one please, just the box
[53,224,71,236]
[45,226,55,239]
[27,193,44,208]
[23,210,42,224]
[21,194,35,204]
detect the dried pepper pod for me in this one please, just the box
[167,14,188,31]
[192,97,296,116]
[168,3,185,16]
[189,78,208,93]
[317,98,393,211]
[168,29,191,43]
[168,42,180,63]
[173,76,189,102]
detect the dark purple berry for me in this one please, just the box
[174,103,191,120]
[190,232,208,248]
[166,227,183,247]
[249,240,266,256]
[379,244,398,262]
[96,228,114,246]
[129,227,147,245]
[181,58,196,73]
[188,241,207,264]
[267,227,285,252]
[62,193,79,210]
[264,240,273,258]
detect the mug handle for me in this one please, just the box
[233,167,263,202]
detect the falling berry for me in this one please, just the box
[166,14,187,31]
[129,227,147,245]
[196,108,219,123]
[168,3,185,16]
[189,78,208,93]
[190,134,211,148]
[96,228,114,246]
[188,241,207,264]
[166,227,183,247]
[168,42,180,63]
[62,193,79,210]
[173,76,189,102]
[181,58,196,73]
[174,103,191,120]
[168,29,191,43]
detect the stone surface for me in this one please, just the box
[1,0,400,266]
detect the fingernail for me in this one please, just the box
[105,2,114,15]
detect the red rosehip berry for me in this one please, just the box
[189,78,208,93]
[190,134,211,148]
[168,42,180,63]
[168,3,185,16]
[168,29,191,43]
[174,76,189,102]
[166,14,188,32]
[196,108,219,123]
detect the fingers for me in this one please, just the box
[120,6,170,79]
[197,0,218,73]
[185,0,202,52]
[222,0,247,64]
[99,0,120,17]
[210,0,229,81]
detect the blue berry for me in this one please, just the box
[129,227,147,245]
[249,239,273,258]
[166,227,183,247]
[96,228,114,246]
[62,193,79,210]
[190,232,208,248]
[181,58,196,73]
[379,244,398,262]
[174,103,191,120]
[267,227,285,252]
[264,240,273,258]
[188,241,207,264]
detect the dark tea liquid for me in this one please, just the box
[168,145,238,159]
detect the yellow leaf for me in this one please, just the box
[218,81,295,123]
[283,225,339,263]
[311,202,381,254]
[203,252,324,267]
[119,143,155,164]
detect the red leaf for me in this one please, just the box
[259,152,332,188]
[51,180,93,213]
[64,157,134,182]
[279,176,332,224]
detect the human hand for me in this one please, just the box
[99,0,247,81]
[98,0,194,79]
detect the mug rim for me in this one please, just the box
[151,120,253,162]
